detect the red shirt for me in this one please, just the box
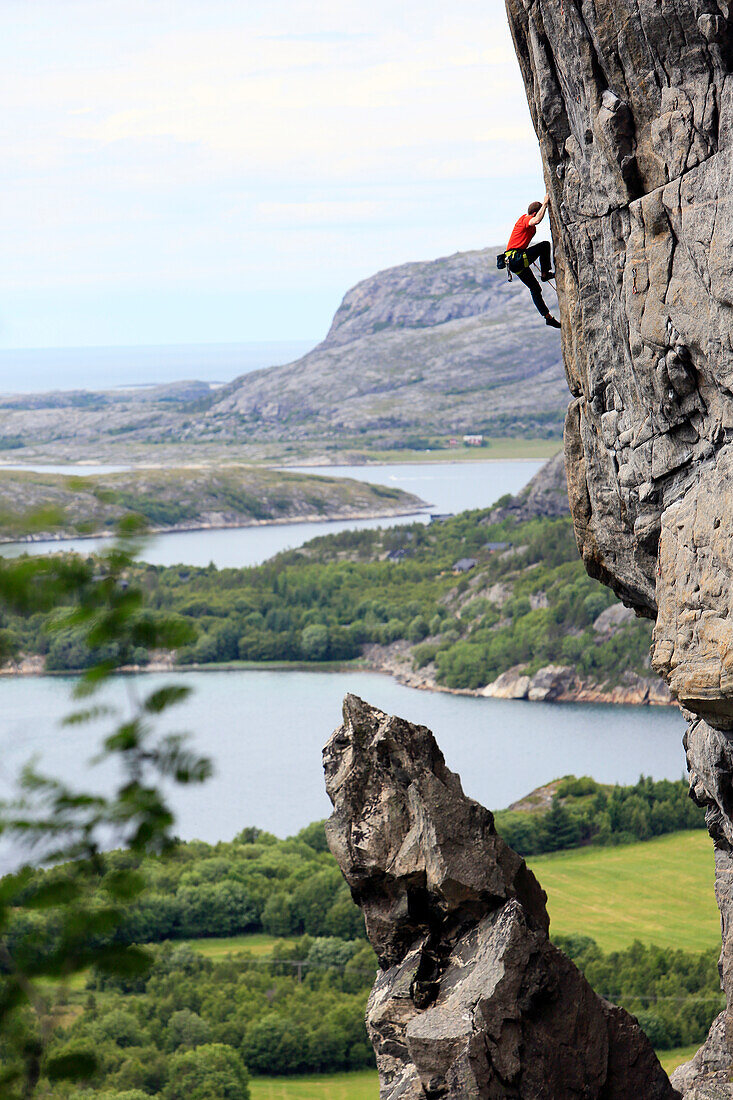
[507,213,536,251]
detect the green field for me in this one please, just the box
[530,830,717,952]
[151,832,715,1098]
[250,1072,378,1099]
[658,1046,697,1076]
[366,437,561,462]
[247,1052,694,1095]
[185,933,290,959]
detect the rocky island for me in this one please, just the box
[0,466,423,543]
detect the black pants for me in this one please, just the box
[516,242,552,318]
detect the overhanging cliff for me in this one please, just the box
[504,1,733,1095]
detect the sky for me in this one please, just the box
[1,0,544,350]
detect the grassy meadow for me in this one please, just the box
[183,830,717,962]
[366,437,561,462]
[530,830,717,952]
[250,1072,379,1099]
[658,1047,698,1076]
[184,932,289,959]
[247,1051,697,1097]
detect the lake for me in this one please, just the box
[0,460,543,568]
[0,454,689,867]
[0,669,686,863]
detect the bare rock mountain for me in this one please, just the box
[324,695,678,1099]
[203,249,565,444]
[0,250,563,462]
[504,0,733,1094]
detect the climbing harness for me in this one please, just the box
[497,251,558,295]
[505,249,530,271]
[497,249,531,284]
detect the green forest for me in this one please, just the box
[0,509,655,693]
[494,775,704,855]
[4,798,717,1098]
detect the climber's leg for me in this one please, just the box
[526,241,554,278]
[517,266,551,318]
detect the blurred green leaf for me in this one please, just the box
[144,685,191,714]
[102,868,146,901]
[23,879,81,910]
[45,1050,98,1081]
[93,944,153,978]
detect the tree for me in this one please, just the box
[164,1043,250,1100]
[292,869,343,935]
[261,892,294,937]
[241,1015,307,1075]
[300,623,329,660]
[167,1009,213,1051]
[177,882,257,938]
[542,797,581,852]
[407,615,429,642]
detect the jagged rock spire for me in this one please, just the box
[324,695,678,1098]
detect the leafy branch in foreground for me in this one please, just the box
[0,522,211,1097]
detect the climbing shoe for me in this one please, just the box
[545,315,561,328]
[541,270,555,282]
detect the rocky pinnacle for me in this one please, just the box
[504,1,733,1094]
[324,695,678,1098]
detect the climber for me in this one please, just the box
[504,195,561,328]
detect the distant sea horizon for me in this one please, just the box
[0,339,316,394]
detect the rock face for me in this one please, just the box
[504,0,733,1093]
[324,694,679,1098]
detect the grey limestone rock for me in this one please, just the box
[505,0,733,1091]
[324,694,679,1098]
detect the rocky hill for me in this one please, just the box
[0,249,564,463]
[484,447,569,524]
[201,248,565,448]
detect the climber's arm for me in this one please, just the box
[529,194,550,226]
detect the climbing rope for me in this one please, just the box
[534,257,556,292]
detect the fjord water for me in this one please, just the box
[0,455,687,860]
[0,460,543,567]
[0,670,686,858]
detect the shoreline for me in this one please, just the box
[358,643,676,709]
[0,445,560,473]
[0,504,429,547]
[0,650,677,710]
[277,455,554,468]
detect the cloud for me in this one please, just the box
[0,0,544,344]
